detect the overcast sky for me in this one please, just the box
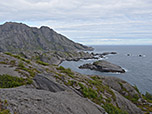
[0,0,152,45]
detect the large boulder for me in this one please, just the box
[33,74,65,92]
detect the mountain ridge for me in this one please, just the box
[0,22,93,52]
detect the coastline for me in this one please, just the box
[60,45,152,94]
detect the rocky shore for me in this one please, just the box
[19,50,118,66]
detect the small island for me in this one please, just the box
[79,60,125,73]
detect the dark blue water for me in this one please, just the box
[60,45,152,94]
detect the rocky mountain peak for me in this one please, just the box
[2,22,29,30]
[0,22,93,52]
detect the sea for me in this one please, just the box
[60,45,152,94]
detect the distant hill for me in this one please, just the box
[0,22,93,52]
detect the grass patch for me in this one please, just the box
[0,61,7,64]
[0,99,10,114]
[143,92,152,103]
[0,74,32,88]
[17,62,38,77]
[36,60,49,66]
[9,60,16,66]
[57,66,65,70]
[57,66,75,78]
[103,103,128,114]
[133,85,140,94]
[89,76,102,85]
[119,82,140,103]
[125,94,139,104]
[103,85,116,101]
[119,82,128,92]
[5,52,30,64]
[0,109,10,114]
[64,80,77,86]
[78,83,98,99]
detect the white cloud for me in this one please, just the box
[78,38,152,45]
[0,0,152,45]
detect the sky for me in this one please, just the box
[0,0,152,45]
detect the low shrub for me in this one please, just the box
[0,109,10,114]
[125,94,139,104]
[144,92,152,102]
[133,85,140,93]
[57,66,75,78]
[103,103,128,114]
[0,74,32,88]
[5,52,30,64]
[17,62,37,77]
[36,60,49,66]
[57,66,65,70]
[78,83,98,99]
[0,99,10,114]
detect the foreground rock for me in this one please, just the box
[0,88,105,114]
[79,60,125,73]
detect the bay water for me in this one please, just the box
[60,45,152,94]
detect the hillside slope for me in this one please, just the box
[0,52,152,114]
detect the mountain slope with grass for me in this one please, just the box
[0,52,152,114]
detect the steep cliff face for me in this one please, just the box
[0,22,93,52]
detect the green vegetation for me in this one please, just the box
[89,76,102,85]
[118,82,140,104]
[18,61,25,68]
[133,85,140,94]
[9,60,16,66]
[55,68,116,106]
[5,52,30,64]
[55,66,152,114]
[119,82,127,92]
[144,92,152,103]
[57,66,75,78]
[56,66,65,70]
[32,55,41,61]
[0,99,10,114]
[4,52,12,56]
[88,76,116,101]
[78,83,98,99]
[0,109,10,114]
[64,80,77,86]
[0,74,32,88]
[17,62,37,77]
[103,103,128,114]
[0,61,7,64]
[125,94,139,104]
[36,60,49,66]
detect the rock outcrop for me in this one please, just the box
[79,60,125,73]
